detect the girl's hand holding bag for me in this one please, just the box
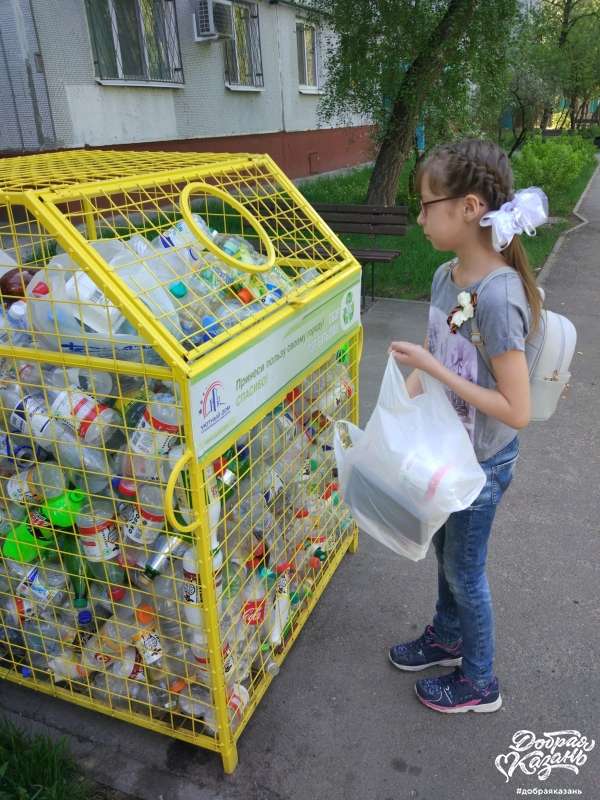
[334,354,486,561]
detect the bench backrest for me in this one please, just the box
[311,203,408,236]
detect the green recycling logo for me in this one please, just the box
[341,290,355,329]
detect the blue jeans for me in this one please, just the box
[431,436,519,687]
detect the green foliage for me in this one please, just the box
[299,157,417,208]
[313,1,519,166]
[512,134,597,207]
[0,718,90,800]
[579,125,600,142]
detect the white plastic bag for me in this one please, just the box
[334,355,486,561]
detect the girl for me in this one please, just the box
[387,138,548,713]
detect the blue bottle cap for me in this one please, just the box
[266,283,283,299]
[21,667,33,678]
[78,609,92,625]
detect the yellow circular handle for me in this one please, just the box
[165,448,198,533]
[179,182,275,274]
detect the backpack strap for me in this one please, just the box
[468,267,520,379]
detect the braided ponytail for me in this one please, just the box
[416,138,542,331]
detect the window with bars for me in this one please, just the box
[85,0,183,84]
[296,21,319,89]
[224,1,263,88]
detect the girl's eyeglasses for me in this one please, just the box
[419,195,464,216]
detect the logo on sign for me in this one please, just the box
[200,380,231,433]
[341,290,355,329]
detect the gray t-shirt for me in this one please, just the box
[427,258,531,462]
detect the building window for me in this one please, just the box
[296,21,319,89]
[85,0,183,84]
[224,2,264,88]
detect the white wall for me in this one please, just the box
[31,0,366,149]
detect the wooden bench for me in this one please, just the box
[311,202,408,308]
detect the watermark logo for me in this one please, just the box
[199,380,231,433]
[495,730,595,783]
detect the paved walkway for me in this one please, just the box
[1,164,599,800]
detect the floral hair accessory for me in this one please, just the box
[479,186,549,252]
[447,290,477,334]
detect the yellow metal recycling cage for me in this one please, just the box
[0,149,362,772]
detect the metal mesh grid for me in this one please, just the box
[0,338,358,744]
[0,155,352,365]
[0,150,361,771]
[0,150,251,193]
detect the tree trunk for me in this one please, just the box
[570,95,578,129]
[540,106,553,130]
[366,116,415,205]
[366,0,479,206]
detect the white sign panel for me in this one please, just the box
[190,278,361,459]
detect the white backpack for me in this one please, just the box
[470,267,577,422]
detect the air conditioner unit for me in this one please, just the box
[193,0,233,41]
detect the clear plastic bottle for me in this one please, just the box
[2,461,66,507]
[120,482,165,570]
[47,645,90,683]
[268,562,292,647]
[17,362,122,446]
[20,616,75,679]
[6,300,33,347]
[7,557,68,616]
[129,392,181,481]
[76,498,125,589]
[239,554,268,666]
[248,407,297,464]
[181,539,223,628]
[0,383,111,492]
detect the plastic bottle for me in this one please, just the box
[24,262,161,363]
[129,392,181,481]
[0,430,45,474]
[249,407,297,464]
[239,554,268,662]
[76,498,125,590]
[2,462,66,507]
[17,362,122,446]
[120,483,165,570]
[187,634,236,690]
[181,534,223,627]
[47,646,90,683]
[268,562,291,647]
[109,250,184,342]
[0,383,111,492]
[20,616,75,678]
[136,532,188,587]
[57,532,93,626]
[154,214,215,266]
[8,558,68,616]
[6,300,33,347]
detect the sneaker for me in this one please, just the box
[415,668,502,713]
[388,625,462,672]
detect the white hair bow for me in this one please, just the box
[479,187,549,252]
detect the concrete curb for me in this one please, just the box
[536,156,600,286]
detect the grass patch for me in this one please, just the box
[551,157,597,217]
[0,717,92,800]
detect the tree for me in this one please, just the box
[538,0,600,129]
[314,0,518,205]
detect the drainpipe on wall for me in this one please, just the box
[273,2,287,134]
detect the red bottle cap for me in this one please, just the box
[237,288,254,305]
